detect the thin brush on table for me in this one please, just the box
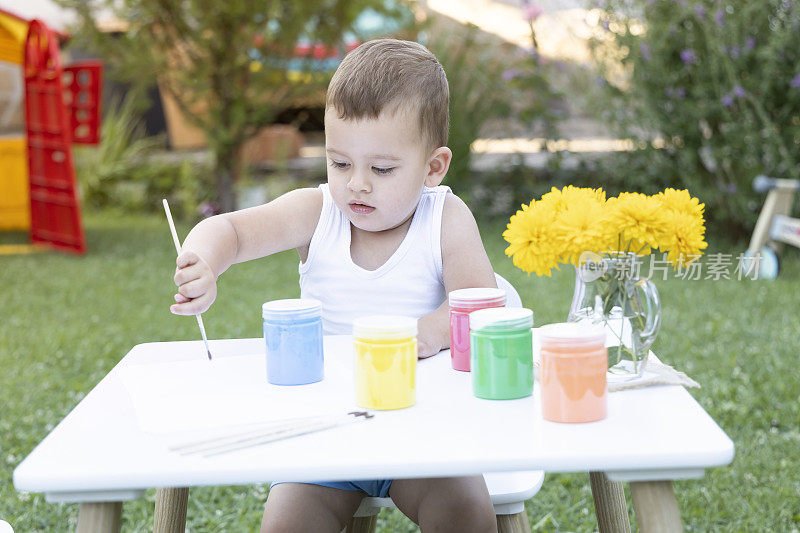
[171,411,374,457]
[162,199,213,360]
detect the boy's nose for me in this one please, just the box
[347,173,371,193]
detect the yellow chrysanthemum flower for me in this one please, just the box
[504,186,705,275]
[562,185,606,205]
[551,195,615,265]
[657,188,705,220]
[604,192,668,254]
[540,185,606,214]
[655,189,707,265]
[659,211,708,266]
[503,201,561,276]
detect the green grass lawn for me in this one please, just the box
[2,210,799,531]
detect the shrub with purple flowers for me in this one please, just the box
[588,0,800,238]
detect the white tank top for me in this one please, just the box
[299,183,449,334]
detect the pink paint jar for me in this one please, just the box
[539,323,607,423]
[448,288,506,371]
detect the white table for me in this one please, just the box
[14,336,733,532]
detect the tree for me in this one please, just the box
[62,0,417,212]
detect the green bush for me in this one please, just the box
[430,15,564,201]
[427,23,512,197]
[470,149,676,222]
[74,94,215,219]
[589,0,800,239]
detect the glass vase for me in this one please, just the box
[567,252,661,378]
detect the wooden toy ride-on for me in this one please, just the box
[743,175,800,279]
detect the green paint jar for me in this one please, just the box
[469,307,534,400]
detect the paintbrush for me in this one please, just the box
[162,199,213,360]
[170,411,374,457]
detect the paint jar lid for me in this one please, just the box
[538,322,606,348]
[448,287,506,310]
[353,315,417,340]
[262,299,322,322]
[469,307,533,332]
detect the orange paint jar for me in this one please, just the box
[539,323,607,423]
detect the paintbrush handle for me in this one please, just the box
[183,419,334,456]
[192,415,368,457]
[171,413,373,457]
[162,199,183,255]
[200,420,338,457]
[169,415,334,452]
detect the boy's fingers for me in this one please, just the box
[178,278,209,300]
[170,302,196,315]
[176,251,199,269]
[170,293,214,315]
[170,251,215,315]
[417,341,437,359]
[174,266,203,286]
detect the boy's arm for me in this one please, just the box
[171,187,322,315]
[417,193,497,358]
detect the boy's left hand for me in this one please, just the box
[417,315,447,359]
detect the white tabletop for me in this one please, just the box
[13,336,733,503]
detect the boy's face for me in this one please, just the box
[325,106,438,233]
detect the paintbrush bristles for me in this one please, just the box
[196,314,212,360]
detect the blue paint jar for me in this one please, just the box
[262,299,324,385]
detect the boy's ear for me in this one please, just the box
[424,147,452,187]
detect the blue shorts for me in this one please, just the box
[270,479,392,498]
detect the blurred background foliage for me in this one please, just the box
[73,93,215,218]
[587,0,800,238]
[429,23,514,198]
[65,0,800,242]
[431,15,566,206]
[62,0,419,212]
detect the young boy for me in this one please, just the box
[171,39,499,532]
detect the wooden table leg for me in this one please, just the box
[630,480,682,533]
[344,514,378,532]
[76,502,122,533]
[153,487,189,533]
[496,511,532,533]
[589,472,631,533]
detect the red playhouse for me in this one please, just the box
[0,9,102,254]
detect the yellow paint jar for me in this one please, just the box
[353,315,417,410]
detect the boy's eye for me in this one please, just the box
[329,160,350,170]
[372,166,395,175]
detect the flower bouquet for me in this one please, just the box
[503,186,707,377]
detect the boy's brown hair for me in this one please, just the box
[326,38,449,151]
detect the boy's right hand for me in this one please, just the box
[171,251,217,315]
